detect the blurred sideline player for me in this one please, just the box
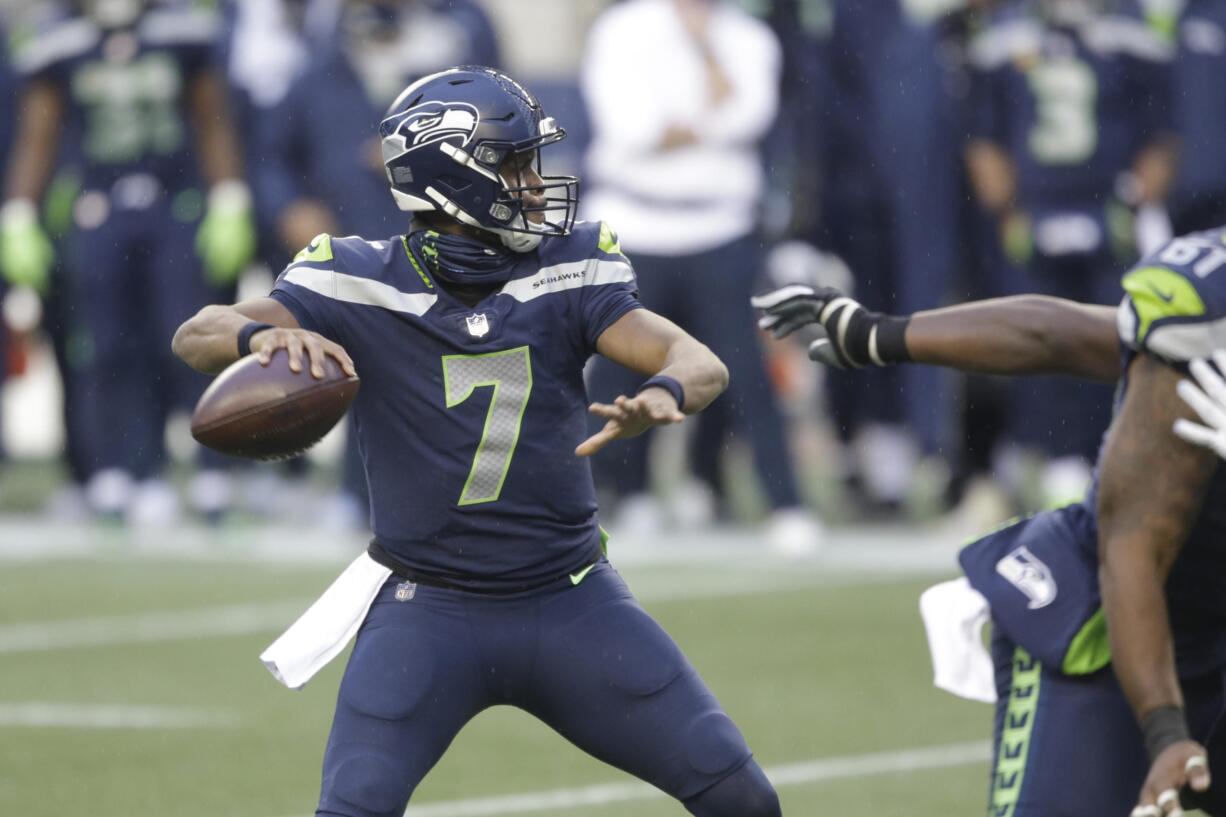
[809,0,963,514]
[966,0,1176,505]
[173,67,781,817]
[255,0,499,529]
[1168,0,1226,235]
[754,224,1226,815]
[0,0,254,523]
[0,16,17,459]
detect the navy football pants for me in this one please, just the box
[315,562,778,817]
[989,629,1226,816]
[65,200,230,478]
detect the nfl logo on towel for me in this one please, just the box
[394,581,416,602]
[465,313,490,338]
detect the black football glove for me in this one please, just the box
[751,285,912,369]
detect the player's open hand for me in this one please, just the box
[576,390,685,457]
[250,327,356,380]
[1174,351,1226,460]
[1131,741,1210,817]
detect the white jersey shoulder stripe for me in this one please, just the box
[1083,16,1174,62]
[500,258,635,303]
[281,266,437,316]
[970,19,1042,69]
[139,8,221,46]
[14,20,99,75]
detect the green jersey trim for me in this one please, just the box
[1121,265,1206,345]
[1061,609,1111,676]
[990,647,1042,817]
[294,234,334,265]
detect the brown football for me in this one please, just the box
[190,352,360,461]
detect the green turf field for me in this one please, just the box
[0,526,992,817]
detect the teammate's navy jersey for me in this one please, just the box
[1173,0,1226,198]
[968,3,1172,208]
[1089,226,1226,673]
[271,221,640,589]
[14,3,220,189]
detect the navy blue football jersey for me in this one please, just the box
[968,4,1173,208]
[1089,226,1226,674]
[271,221,641,589]
[14,3,220,189]
[1173,0,1226,199]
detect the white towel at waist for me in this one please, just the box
[919,577,997,704]
[260,552,392,690]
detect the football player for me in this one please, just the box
[1169,0,1226,235]
[173,67,780,817]
[0,16,17,457]
[1,0,254,521]
[754,225,1226,816]
[966,0,1176,504]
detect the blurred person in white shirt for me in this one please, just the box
[581,0,821,554]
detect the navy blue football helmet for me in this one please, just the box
[379,66,579,252]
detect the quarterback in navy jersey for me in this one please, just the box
[174,67,781,817]
[755,225,1226,816]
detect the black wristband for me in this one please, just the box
[875,315,913,364]
[637,375,686,412]
[237,322,276,357]
[1142,705,1190,761]
[828,302,912,367]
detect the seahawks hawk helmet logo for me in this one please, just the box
[381,101,480,162]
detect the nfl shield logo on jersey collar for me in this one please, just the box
[465,313,490,338]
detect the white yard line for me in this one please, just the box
[0,521,963,573]
[0,601,306,654]
[0,702,239,729]
[0,568,915,656]
[271,740,990,817]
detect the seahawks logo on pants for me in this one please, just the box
[996,547,1057,610]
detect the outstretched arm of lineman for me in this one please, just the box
[172,298,354,379]
[752,285,1119,382]
[577,308,729,457]
[1096,355,1218,817]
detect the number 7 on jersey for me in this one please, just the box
[441,347,533,505]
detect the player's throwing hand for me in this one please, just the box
[576,390,685,457]
[1174,351,1226,460]
[1131,740,1210,817]
[250,327,356,380]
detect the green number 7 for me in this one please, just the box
[442,346,534,505]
